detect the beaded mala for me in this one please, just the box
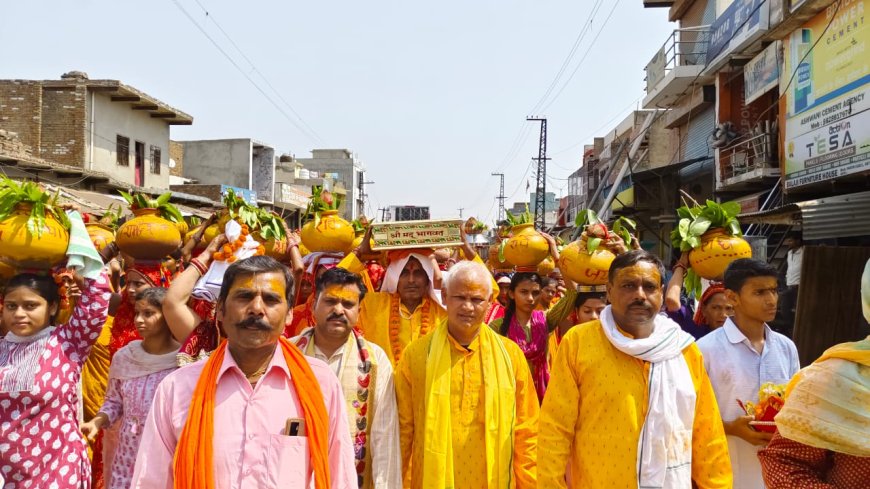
[388,294,431,363]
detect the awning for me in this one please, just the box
[739,191,870,240]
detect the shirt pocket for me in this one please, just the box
[268,434,311,487]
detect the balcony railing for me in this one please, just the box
[644,26,711,94]
[719,123,779,183]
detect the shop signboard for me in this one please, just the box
[707,0,770,68]
[221,185,257,205]
[744,41,781,104]
[783,0,870,189]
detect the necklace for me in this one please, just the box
[389,294,431,362]
[295,329,372,487]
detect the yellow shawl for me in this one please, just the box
[422,321,516,489]
[776,336,870,456]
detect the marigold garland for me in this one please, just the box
[389,294,431,362]
[211,223,266,262]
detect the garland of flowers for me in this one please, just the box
[295,328,372,486]
[389,294,432,362]
[212,224,266,262]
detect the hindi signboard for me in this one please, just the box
[370,219,464,250]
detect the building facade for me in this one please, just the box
[293,149,366,220]
[0,71,192,190]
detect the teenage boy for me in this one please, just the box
[697,258,800,489]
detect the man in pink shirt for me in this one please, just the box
[131,255,357,489]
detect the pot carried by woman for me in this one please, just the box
[488,232,562,402]
[0,211,113,489]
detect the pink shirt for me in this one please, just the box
[130,344,357,489]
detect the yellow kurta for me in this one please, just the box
[339,253,447,366]
[538,320,732,489]
[396,329,539,489]
[81,317,113,421]
[546,331,560,370]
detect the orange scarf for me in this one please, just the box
[172,337,331,489]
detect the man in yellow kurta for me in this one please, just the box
[339,246,445,366]
[395,260,539,489]
[538,250,731,489]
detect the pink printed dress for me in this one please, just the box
[0,273,111,489]
[98,341,177,489]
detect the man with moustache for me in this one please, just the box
[538,250,731,488]
[292,267,401,488]
[395,260,539,489]
[131,256,357,488]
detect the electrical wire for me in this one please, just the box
[169,0,325,146]
[528,0,606,115]
[188,0,326,145]
[538,0,621,114]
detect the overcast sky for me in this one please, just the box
[2,0,673,222]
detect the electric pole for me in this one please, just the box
[457,207,464,219]
[491,172,505,222]
[377,207,388,222]
[527,117,549,230]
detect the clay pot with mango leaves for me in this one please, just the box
[688,228,752,280]
[0,203,70,270]
[502,223,549,268]
[301,210,355,253]
[86,223,116,252]
[116,208,182,260]
[559,240,615,285]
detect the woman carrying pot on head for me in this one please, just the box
[0,257,113,488]
[488,233,563,402]
[665,251,733,339]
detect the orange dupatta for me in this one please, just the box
[172,337,331,489]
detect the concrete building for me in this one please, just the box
[294,149,366,220]
[386,205,430,222]
[0,71,192,190]
[177,138,276,203]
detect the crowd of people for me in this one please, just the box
[1,211,868,489]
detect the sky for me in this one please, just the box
[1,0,673,223]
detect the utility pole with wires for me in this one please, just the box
[527,117,549,230]
[457,208,464,219]
[491,172,506,223]
[377,207,388,222]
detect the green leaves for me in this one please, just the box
[684,268,703,298]
[612,216,636,247]
[0,177,71,236]
[587,237,602,253]
[506,205,534,226]
[671,200,743,252]
[118,191,183,223]
[575,209,601,227]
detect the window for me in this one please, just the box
[150,145,161,174]
[116,135,130,166]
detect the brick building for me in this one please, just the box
[0,71,192,190]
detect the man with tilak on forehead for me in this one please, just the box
[538,250,731,488]
[131,255,356,488]
[396,260,539,489]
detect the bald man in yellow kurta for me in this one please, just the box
[396,260,538,489]
[538,318,732,488]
